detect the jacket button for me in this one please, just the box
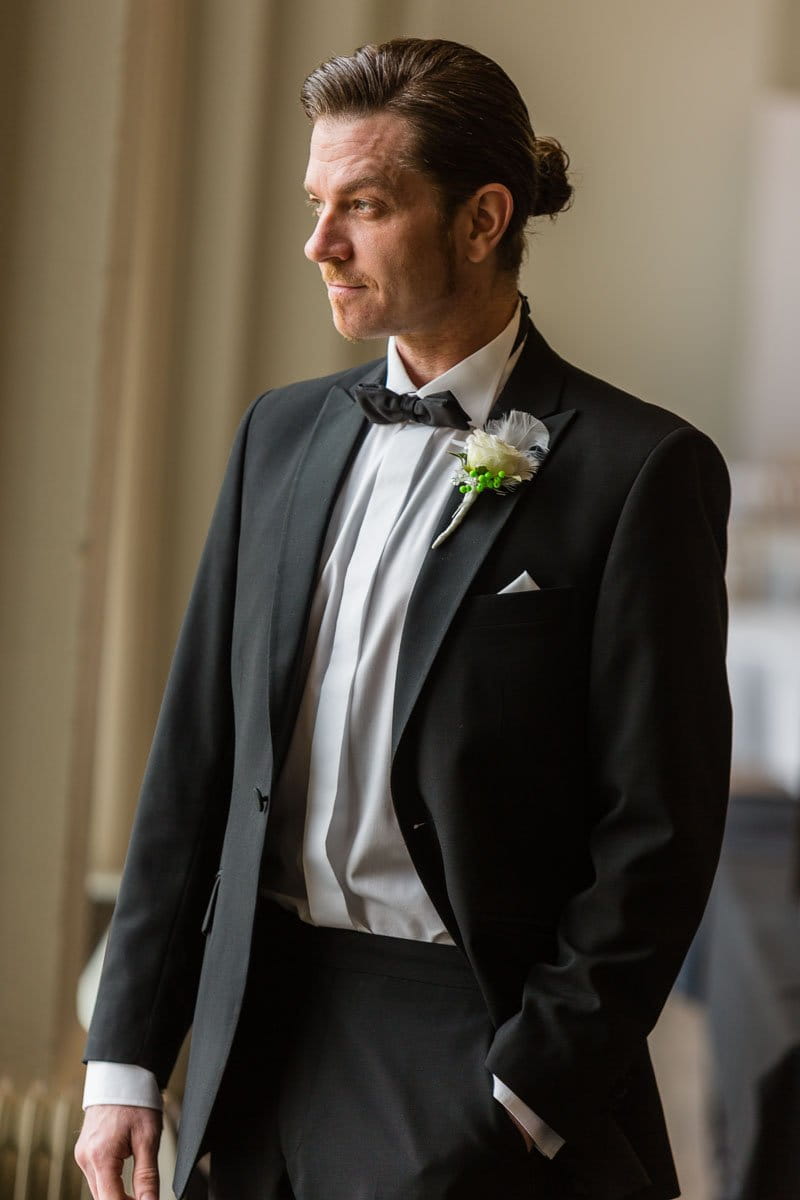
[253,787,269,813]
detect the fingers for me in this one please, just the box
[76,1134,129,1200]
[131,1118,161,1200]
[93,1157,131,1200]
[76,1148,129,1200]
[77,1155,98,1200]
[75,1105,161,1200]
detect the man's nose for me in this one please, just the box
[304,213,351,263]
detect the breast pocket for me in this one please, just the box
[460,585,576,629]
[455,587,582,745]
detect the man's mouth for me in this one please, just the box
[324,277,367,291]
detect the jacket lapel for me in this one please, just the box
[267,369,379,774]
[266,323,579,778]
[391,323,576,759]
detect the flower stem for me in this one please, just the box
[431,491,478,549]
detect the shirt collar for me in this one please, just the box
[385,299,525,429]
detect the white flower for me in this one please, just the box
[431,410,550,549]
[465,429,530,479]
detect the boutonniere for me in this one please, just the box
[431,411,550,549]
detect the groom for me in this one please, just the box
[76,38,731,1200]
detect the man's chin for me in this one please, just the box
[331,316,387,345]
[327,294,389,345]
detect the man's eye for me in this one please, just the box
[304,197,380,217]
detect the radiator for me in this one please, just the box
[0,1079,184,1200]
[0,1080,91,1200]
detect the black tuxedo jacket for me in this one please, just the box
[85,322,731,1199]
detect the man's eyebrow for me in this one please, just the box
[303,173,393,196]
[342,174,393,192]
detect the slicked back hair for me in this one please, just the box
[301,38,572,274]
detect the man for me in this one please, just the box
[76,38,731,1200]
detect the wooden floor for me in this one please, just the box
[649,992,715,1200]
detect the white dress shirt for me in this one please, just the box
[84,301,564,1159]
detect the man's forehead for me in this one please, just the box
[305,113,415,189]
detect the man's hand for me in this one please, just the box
[507,1110,534,1153]
[75,1104,162,1200]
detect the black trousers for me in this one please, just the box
[206,902,574,1200]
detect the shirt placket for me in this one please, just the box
[302,425,433,926]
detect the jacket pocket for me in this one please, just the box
[201,871,222,935]
[461,586,576,629]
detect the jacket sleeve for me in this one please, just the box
[486,424,731,1137]
[84,394,264,1087]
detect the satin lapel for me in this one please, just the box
[268,375,375,773]
[391,324,577,759]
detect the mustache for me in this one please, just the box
[322,274,368,287]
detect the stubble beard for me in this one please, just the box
[329,224,460,347]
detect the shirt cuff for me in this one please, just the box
[492,1074,565,1159]
[83,1061,164,1111]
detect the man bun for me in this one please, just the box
[531,136,573,218]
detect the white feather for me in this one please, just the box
[485,411,549,453]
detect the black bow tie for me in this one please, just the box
[351,384,471,430]
[351,294,531,430]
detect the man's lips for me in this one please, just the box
[324,279,367,291]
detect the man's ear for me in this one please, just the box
[461,184,514,264]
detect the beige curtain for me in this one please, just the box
[0,0,406,1087]
[88,0,401,876]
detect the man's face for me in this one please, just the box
[303,112,462,343]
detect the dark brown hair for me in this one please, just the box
[301,38,572,274]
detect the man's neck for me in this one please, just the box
[394,287,520,388]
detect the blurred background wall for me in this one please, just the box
[0,0,798,1161]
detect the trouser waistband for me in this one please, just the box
[257,898,479,991]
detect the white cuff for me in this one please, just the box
[492,1074,565,1159]
[83,1062,164,1111]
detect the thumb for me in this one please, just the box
[131,1123,160,1200]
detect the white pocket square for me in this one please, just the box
[497,570,540,595]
